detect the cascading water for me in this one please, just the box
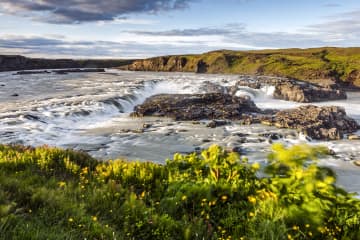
[0,69,360,195]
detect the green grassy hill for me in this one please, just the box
[123,47,360,87]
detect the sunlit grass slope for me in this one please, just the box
[0,144,359,239]
[126,47,360,87]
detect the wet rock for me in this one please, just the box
[194,146,201,151]
[206,120,230,128]
[245,138,266,143]
[284,132,299,140]
[132,129,144,134]
[131,93,260,121]
[238,115,262,125]
[199,81,227,94]
[232,132,250,138]
[354,160,360,167]
[261,120,273,126]
[348,134,360,140]
[261,132,283,140]
[11,93,19,97]
[142,123,152,129]
[328,149,336,156]
[120,129,131,133]
[263,105,359,140]
[273,81,347,103]
[227,146,244,154]
[23,114,46,123]
[234,76,347,102]
[176,129,188,133]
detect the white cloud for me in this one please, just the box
[0,0,196,24]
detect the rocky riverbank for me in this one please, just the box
[263,105,359,140]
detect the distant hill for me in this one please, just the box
[121,47,360,87]
[0,55,133,72]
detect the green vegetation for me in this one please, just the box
[1,144,359,239]
[126,47,360,87]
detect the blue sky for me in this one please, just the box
[0,0,359,59]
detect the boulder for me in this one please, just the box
[199,81,227,94]
[263,105,359,140]
[348,134,360,140]
[273,81,346,103]
[131,93,260,121]
[234,76,347,103]
[206,120,230,128]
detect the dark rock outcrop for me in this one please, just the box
[196,60,208,73]
[199,81,228,94]
[263,105,359,140]
[131,93,260,121]
[234,76,347,102]
[273,81,346,102]
[125,56,189,72]
[206,120,230,128]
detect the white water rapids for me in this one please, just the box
[0,69,359,194]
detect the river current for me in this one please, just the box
[0,69,359,194]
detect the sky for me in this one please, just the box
[0,0,359,59]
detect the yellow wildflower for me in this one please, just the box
[92,216,97,222]
[251,162,260,171]
[247,196,256,204]
[68,218,74,222]
[58,181,66,188]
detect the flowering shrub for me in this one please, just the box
[0,144,359,239]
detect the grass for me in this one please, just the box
[125,47,360,87]
[0,144,360,239]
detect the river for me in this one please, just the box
[0,69,359,195]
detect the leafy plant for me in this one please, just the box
[0,144,359,239]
